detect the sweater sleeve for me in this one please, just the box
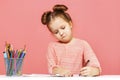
[46,43,58,74]
[83,40,102,73]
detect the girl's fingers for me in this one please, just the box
[80,70,87,75]
[80,67,90,76]
[63,71,73,77]
[80,67,88,72]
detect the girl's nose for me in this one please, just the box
[59,30,64,36]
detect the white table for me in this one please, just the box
[0,74,120,80]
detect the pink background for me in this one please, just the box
[0,0,120,75]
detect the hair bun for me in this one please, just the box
[41,11,52,25]
[53,4,68,12]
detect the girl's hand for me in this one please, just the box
[52,66,73,77]
[80,66,100,77]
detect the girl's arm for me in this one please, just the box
[47,43,58,74]
[47,43,73,77]
[80,40,101,76]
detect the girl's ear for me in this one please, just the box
[69,21,73,28]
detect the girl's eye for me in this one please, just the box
[54,30,59,34]
[61,26,65,29]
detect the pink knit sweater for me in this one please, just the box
[47,38,101,74]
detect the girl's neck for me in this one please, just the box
[67,37,76,45]
[59,37,76,45]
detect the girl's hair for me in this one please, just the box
[41,4,72,26]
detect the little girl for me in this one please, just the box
[41,4,101,77]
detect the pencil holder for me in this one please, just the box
[4,58,24,76]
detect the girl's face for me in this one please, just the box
[49,17,73,43]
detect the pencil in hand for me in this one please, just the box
[83,60,90,67]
